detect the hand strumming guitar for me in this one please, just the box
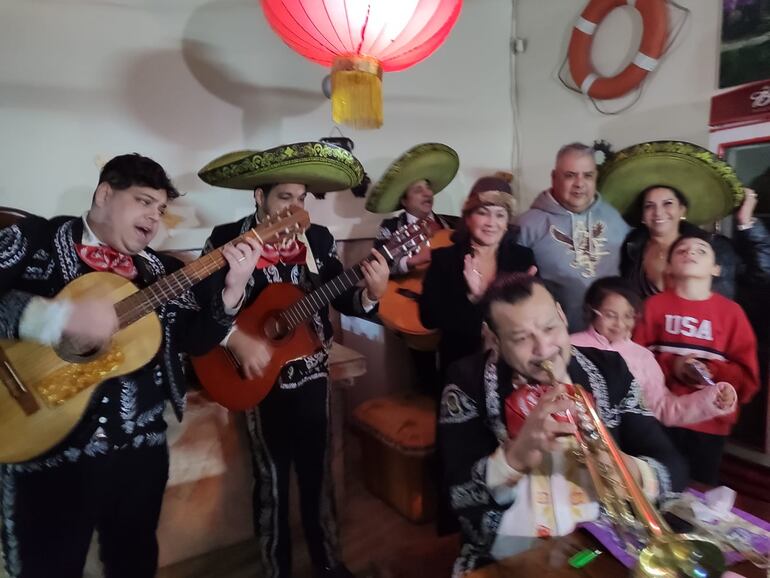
[61,298,119,351]
[226,330,273,380]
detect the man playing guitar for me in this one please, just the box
[367,143,459,397]
[199,142,390,578]
[0,154,260,578]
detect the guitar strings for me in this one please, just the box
[114,218,296,326]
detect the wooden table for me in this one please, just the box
[329,342,367,384]
[468,484,770,578]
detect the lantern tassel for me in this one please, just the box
[331,56,383,130]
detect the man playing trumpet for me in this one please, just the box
[437,273,687,577]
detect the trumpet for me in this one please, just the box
[538,360,726,578]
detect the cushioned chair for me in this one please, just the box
[0,206,34,228]
[352,393,437,523]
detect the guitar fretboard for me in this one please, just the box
[277,219,430,329]
[114,249,229,328]
[279,263,364,330]
[109,207,308,328]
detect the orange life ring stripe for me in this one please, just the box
[568,0,668,100]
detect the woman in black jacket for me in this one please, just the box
[621,184,770,299]
[419,177,536,379]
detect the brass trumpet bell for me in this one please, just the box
[635,534,725,578]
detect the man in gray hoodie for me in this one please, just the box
[515,143,630,331]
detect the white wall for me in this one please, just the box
[0,1,724,244]
[514,0,722,206]
[0,0,516,246]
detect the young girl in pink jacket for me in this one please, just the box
[570,276,735,426]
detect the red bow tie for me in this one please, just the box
[76,244,138,280]
[256,239,307,269]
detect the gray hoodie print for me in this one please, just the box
[515,190,630,331]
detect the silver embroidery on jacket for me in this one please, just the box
[439,384,479,424]
[0,226,26,271]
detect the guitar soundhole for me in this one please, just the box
[263,313,291,341]
[55,339,107,364]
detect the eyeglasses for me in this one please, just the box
[591,308,639,324]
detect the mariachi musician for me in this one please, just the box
[369,143,460,270]
[439,273,688,576]
[367,143,459,397]
[198,142,390,578]
[0,154,259,578]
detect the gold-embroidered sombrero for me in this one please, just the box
[198,141,364,193]
[365,143,459,214]
[598,141,744,225]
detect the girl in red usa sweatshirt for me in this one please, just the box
[633,232,759,484]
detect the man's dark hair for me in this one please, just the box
[667,228,715,262]
[482,273,548,332]
[256,183,279,198]
[98,154,179,199]
[583,276,643,323]
[351,173,371,198]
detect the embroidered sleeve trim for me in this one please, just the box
[572,347,617,427]
[0,291,34,340]
[483,358,509,442]
[0,225,26,270]
[640,456,673,499]
[619,377,654,416]
[439,384,479,424]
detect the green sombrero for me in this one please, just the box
[365,143,459,213]
[598,141,744,226]
[198,141,364,193]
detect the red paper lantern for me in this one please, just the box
[261,0,463,129]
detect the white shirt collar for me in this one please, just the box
[405,211,436,225]
[81,213,149,260]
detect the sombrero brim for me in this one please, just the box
[365,143,459,214]
[598,141,744,226]
[198,142,364,193]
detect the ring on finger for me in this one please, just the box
[237,255,247,263]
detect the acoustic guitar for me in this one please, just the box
[191,219,432,411]
[378,228,453,351]
[0,207,310,463]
